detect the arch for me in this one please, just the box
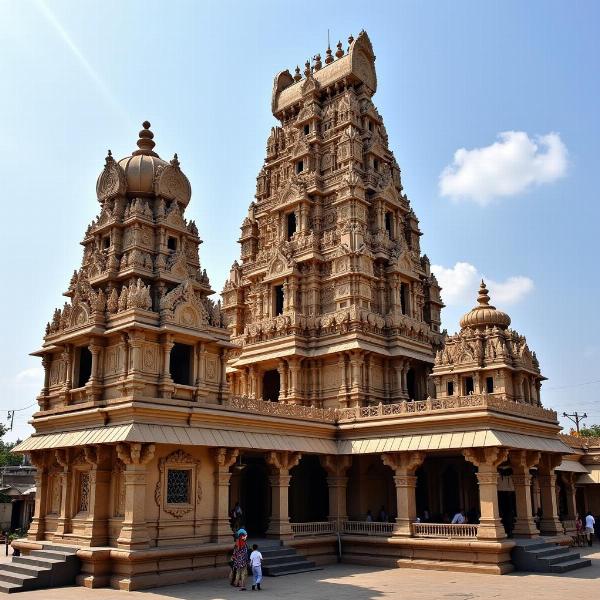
[289,455,328,522]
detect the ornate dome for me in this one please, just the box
[459,280,511,330]
[96,121,192,205]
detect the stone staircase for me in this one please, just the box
[0,544,80,594]
[511,539,591,573]
[259,541,321,577]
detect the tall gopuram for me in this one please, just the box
[222,31,445,406]
[11,33,590,593]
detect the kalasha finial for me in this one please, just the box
[314,53,322,71]
[105,149,114,165]
[132,120,158,157]
[170,153,180,167]
[325,45,334,64]
[335,41,344,59]
[304,60,311,78]
[348,34,354,51]
[477,280,491,306]
[293,65,302,82]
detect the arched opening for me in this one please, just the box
[237,455,270,537]
[170,343,192,385]
[406,368,416,400]
[77,346,92,388]
[289,456,328,522]
[262,369,280,402]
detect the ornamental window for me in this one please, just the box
[447,381,454,396]
[78,472,90,513]
[286,212,297,239]
[464,376,474,395]
[274,285,284,316]
[486,376,494,394]
[170,342,192,386]
[76,346,92,388]
[296,160,304,174]
[167,469,191,504]
[167,236,178,251]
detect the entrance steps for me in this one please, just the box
[257,540,321,577]
[0,544,79,594]
[511,539,591,573]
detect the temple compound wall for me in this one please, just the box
[13,31,580,590]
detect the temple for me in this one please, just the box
[9,31,597,592]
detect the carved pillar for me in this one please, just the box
[28,452,48,541]
[54,448,72,536]
[82,446,112,546]
[338,354,349,406]
[128,331,145,376]
[116,442,156,549]
[510,450,541,537]
[561,471,578,520]
[320,455,352,525]
[463,447,509,540]
[538,453,564,534]
[382,451,426,536]
[277,359,287,400]
[158,333,174,398]
[213,447,239,542]
[248,365,256,398]
[39,355,51,410]
[266,451,301,539]
[287,358,301,404]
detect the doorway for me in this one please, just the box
[262,370,280,402]
[238,456,270,536]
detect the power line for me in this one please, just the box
[546,379,600,391]
[563,411,587,433]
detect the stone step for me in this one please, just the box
[42,544,78,555]
[263,555,306,567]
[0,564,50,577]
[12,557,60,569]
[549,558,592,573]
[268,566,322,577]
[260,548,297,559]
[30,550,74,561]
[532,547,571,558]
[0,571,36,587]
[264,559,317,576]
[0,580,22,594]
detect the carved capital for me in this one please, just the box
[266,450,301,472]
[393,474,418,488]
[509,449,541,472]
[381,451,425,475]
[55,448,69,470]
[538,453,563,474]
[319,454,352,477]
[116,442,155,466]
[463,447,508,469]
[213,447,239,470]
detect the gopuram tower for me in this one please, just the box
[222,31,444,406]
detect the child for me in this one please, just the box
[250,543,263,591]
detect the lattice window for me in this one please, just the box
[166,469,190,504]
[78,472,90,512]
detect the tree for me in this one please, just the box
[579,424,600,438]
[0,424,23,468]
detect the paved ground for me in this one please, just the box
[10,546,600,599]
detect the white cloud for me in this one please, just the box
[431,262,534,308]
[439,131,568,204]
[15,367,44,383]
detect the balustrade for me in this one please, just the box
[412,522,478,539]
[290,521,336,536]
[342,520,395,536]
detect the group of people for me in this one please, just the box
[575,512,597,546]
[365,506,391,522]
[229,528,263,592]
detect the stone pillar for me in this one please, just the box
[82,446,112,546]
[381,451,425,536]
[213,447,239,542]
[320,455,352,526]
[538,453,564,534]
[509,450,541,537]
[287,358,301,404]
[54,448,73,536]
[463,447,509,540]
[158,334,174,398]
[28,451,48,541]
[277,359,287,400]
[116,442,156,549]
[266,451,301,539]
[561,472,578,519]
[248,365,256,398]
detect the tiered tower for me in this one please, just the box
[38,122,229,413]
[432,281,545,404]
[222,32,444,407]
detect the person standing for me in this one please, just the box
[231,501,243,531]
[232,531,250,590]
[451,510,466,524]
[250,543,263,591]
[585,511,596,547]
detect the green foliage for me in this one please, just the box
[0,424,22,468]
[580,424,600,438]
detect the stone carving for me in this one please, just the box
[96,151,126,202]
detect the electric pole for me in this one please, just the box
[563,411,587,434]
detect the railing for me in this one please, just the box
[342,521,395,537]
[412,523,478,539]
[217,394,557,426]
[290,521,336,536]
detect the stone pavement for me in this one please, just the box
[10,547,600,600]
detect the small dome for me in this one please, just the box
[459,280,511,330]
[96,121,191,204]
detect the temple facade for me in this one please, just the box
[11,31,589,591]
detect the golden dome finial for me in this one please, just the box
[132,121,159,157]
[477,279,491,306]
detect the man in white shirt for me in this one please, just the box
[250,544,263,591]
[585,512,596,546]
[451,510,466,524]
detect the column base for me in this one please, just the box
[393,519,412,537]
[513,519,539,538]
[213,518,234,543]
[477,520,507,541]
[27,518,45,541]
[116,525,151,549]
[539,518,563,535]
[266,520,294,540]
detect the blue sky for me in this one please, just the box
[0,0,598,441]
